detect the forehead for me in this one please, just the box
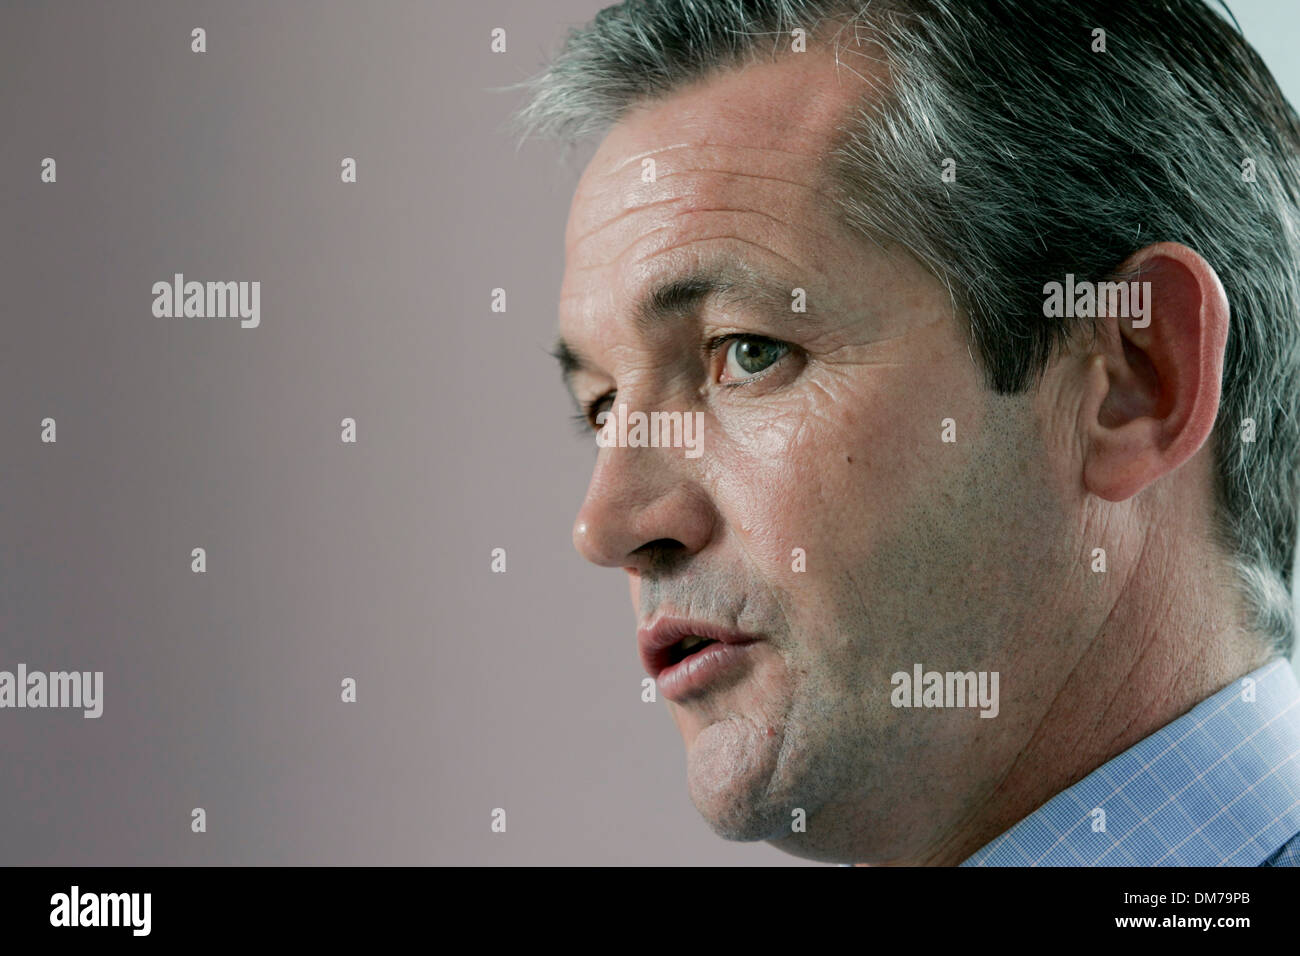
[560,51,880,341]
[565,52,872,249]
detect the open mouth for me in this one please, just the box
[637,617,762,690]
[665,634,720,666]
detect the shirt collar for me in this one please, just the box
[961,658,1300,866]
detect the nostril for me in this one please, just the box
[635,538,685,554]
[634,539,691,575]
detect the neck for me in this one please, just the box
[910,540,1271,867]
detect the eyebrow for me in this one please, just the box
[553,262,811,396]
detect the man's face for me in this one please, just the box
[558,53,1086,863]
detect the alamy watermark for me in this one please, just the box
[50,886,150,936]
[595,403,704,459]
[1043,274,1151,327]
[891,663,999,718]
[152,273,260,328]
[0,664,102,718]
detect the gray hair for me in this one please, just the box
[515,0,1300,659]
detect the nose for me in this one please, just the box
[572,441,716,570]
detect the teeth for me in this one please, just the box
[680,635,708,652]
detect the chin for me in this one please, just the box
[689,782,789,843]
[683,714,792,842]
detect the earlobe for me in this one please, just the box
[1081,242,1228,503]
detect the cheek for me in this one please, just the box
[706,365,967,575]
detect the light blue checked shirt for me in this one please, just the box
[962,658,1300,866]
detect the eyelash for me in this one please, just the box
[570,334,792,435]
[571,405,604,436]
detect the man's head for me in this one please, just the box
[518,0,1300,863]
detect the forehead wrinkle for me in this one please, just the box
[569,141,840,247]
[603,140,695,173]
[568,193,688,251]
[586,151,837,213]
[630,234,805,280]
[572,203,833,276]
[570,175,842,273]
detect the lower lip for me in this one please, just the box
[657,641,757,702]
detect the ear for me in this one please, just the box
[1080,242,1229,502]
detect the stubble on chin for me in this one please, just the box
[682,712,792,842]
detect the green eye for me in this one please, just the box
[724,336,788,378]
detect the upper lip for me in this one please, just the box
[637,616,760,679]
